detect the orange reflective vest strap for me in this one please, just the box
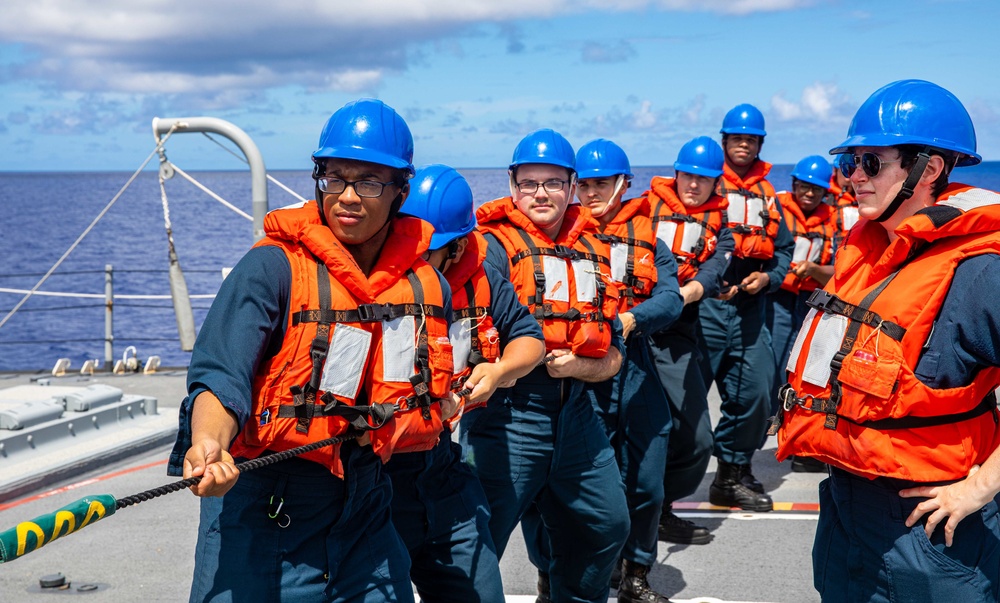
[717,162,780,260]
[774,184,1000,482]
[646,177,728,285]
[231,204,453,475]
[594,198,658,312]
[777,192,836,294]
[478,198,619,358]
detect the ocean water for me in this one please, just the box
[2,162,1000,373]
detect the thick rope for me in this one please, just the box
[168,162,254,221]
[115,431,362,510]
[0,127,178,331]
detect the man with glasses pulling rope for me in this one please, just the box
[773,80,1000,601]
[168,99,455,603]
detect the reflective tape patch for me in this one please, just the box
[808,239,823,263]
[382,315,416,383]
[320,324,371,398]
[800,312,849,388]
[610,242,628,283]
[655,221,678,249]
[746,198,764,228]
[938,188,1000,212]
[727,194,747,223]
[450,319,472,374]
[785,308,815,373]
[572,259,598,303]
[680,222,705,254]
[542,256,569,303]
[793,237,812,264]
[842,206,859,230]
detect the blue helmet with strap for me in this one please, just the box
[829,79,980,167]
[575,139,633,180]
[720,103,766,137]
[400,165,475,250]
[510,129,576,172]
[313,99,415,176]
[791,155,833,191]
[673,136,725,178]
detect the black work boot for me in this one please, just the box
[618,559,671,603]
[740,463,765,494]
[536,571,552,603]
[791,455,828,473]
[709,460,773,512]
[658,505,712,545]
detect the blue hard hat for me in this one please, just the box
[673,136,725,178]
[791,155,833,191]
[720,103,767,137]
[830,80,981,167]
[575,139,633,180]
[313,99,415,176]
[510,129,576,172]
[400,164,475,250]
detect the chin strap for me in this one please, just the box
[874,148,931,223]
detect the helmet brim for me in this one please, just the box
[829,133,982,167]
[674,163,723,178]
[313,145,416,176]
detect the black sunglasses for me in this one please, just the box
[839,152,902,179]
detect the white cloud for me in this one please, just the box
[770,82,852,124]
[0,0,818,104]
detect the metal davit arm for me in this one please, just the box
[151,117,269,241]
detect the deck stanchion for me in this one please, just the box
[104,264,114,371]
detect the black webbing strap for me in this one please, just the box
[514,229,548,322]
[292,260,335,434]
[407,270,434,419]
[292,304,445,325]
[462,280,488,367]
[278,398,396,432]
[578,236,608,333]
[651,211,719,237]
[774,385,998,432]
[875,149,931,223]
[805,289,907,342]
[823,270,902,429]
[592,232,656,252]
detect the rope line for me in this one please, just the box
[168,162,253,221]
[0,287,215,300]
[0,126,179,331]
[200,131,308,203]
[115,432,362,509]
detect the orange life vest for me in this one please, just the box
[444,230,499,417]
[592,197,658,312]
[776,191,836,294]
[774,184,1000,482]
[829,180,860,250]
[230,202,454,476]
[645,176,728,286]
[477,197,619,358]
[716,162,781,260]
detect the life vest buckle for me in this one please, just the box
[356,303,387,322]
[806,289,834,312]
[552,245,576,259]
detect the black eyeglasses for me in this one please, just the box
[316,177,396,198]
[515,179,568,194]
[839,153,902,179]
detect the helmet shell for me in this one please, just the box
[575,139,633,180]
[721,103,766,137]
[673,136,725,178]
[791,155,833,191]
[830,79,980,167]
[510,129,576,172]
[400,164,475,250]
[313,99,415,176]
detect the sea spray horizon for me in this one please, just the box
[3,162,1000,373]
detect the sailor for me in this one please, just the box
[764,155,836,426]
[702,104,794,512]
[643,137,735,543]
[570,138,683,602]
[829,154,859,253]
[461,129,630,603]
[388,164,545,603]
[168,99,453,603]
[774,79,1000,601]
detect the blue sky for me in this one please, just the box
[0,0,997,171]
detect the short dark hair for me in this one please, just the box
[897,144,954,198]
